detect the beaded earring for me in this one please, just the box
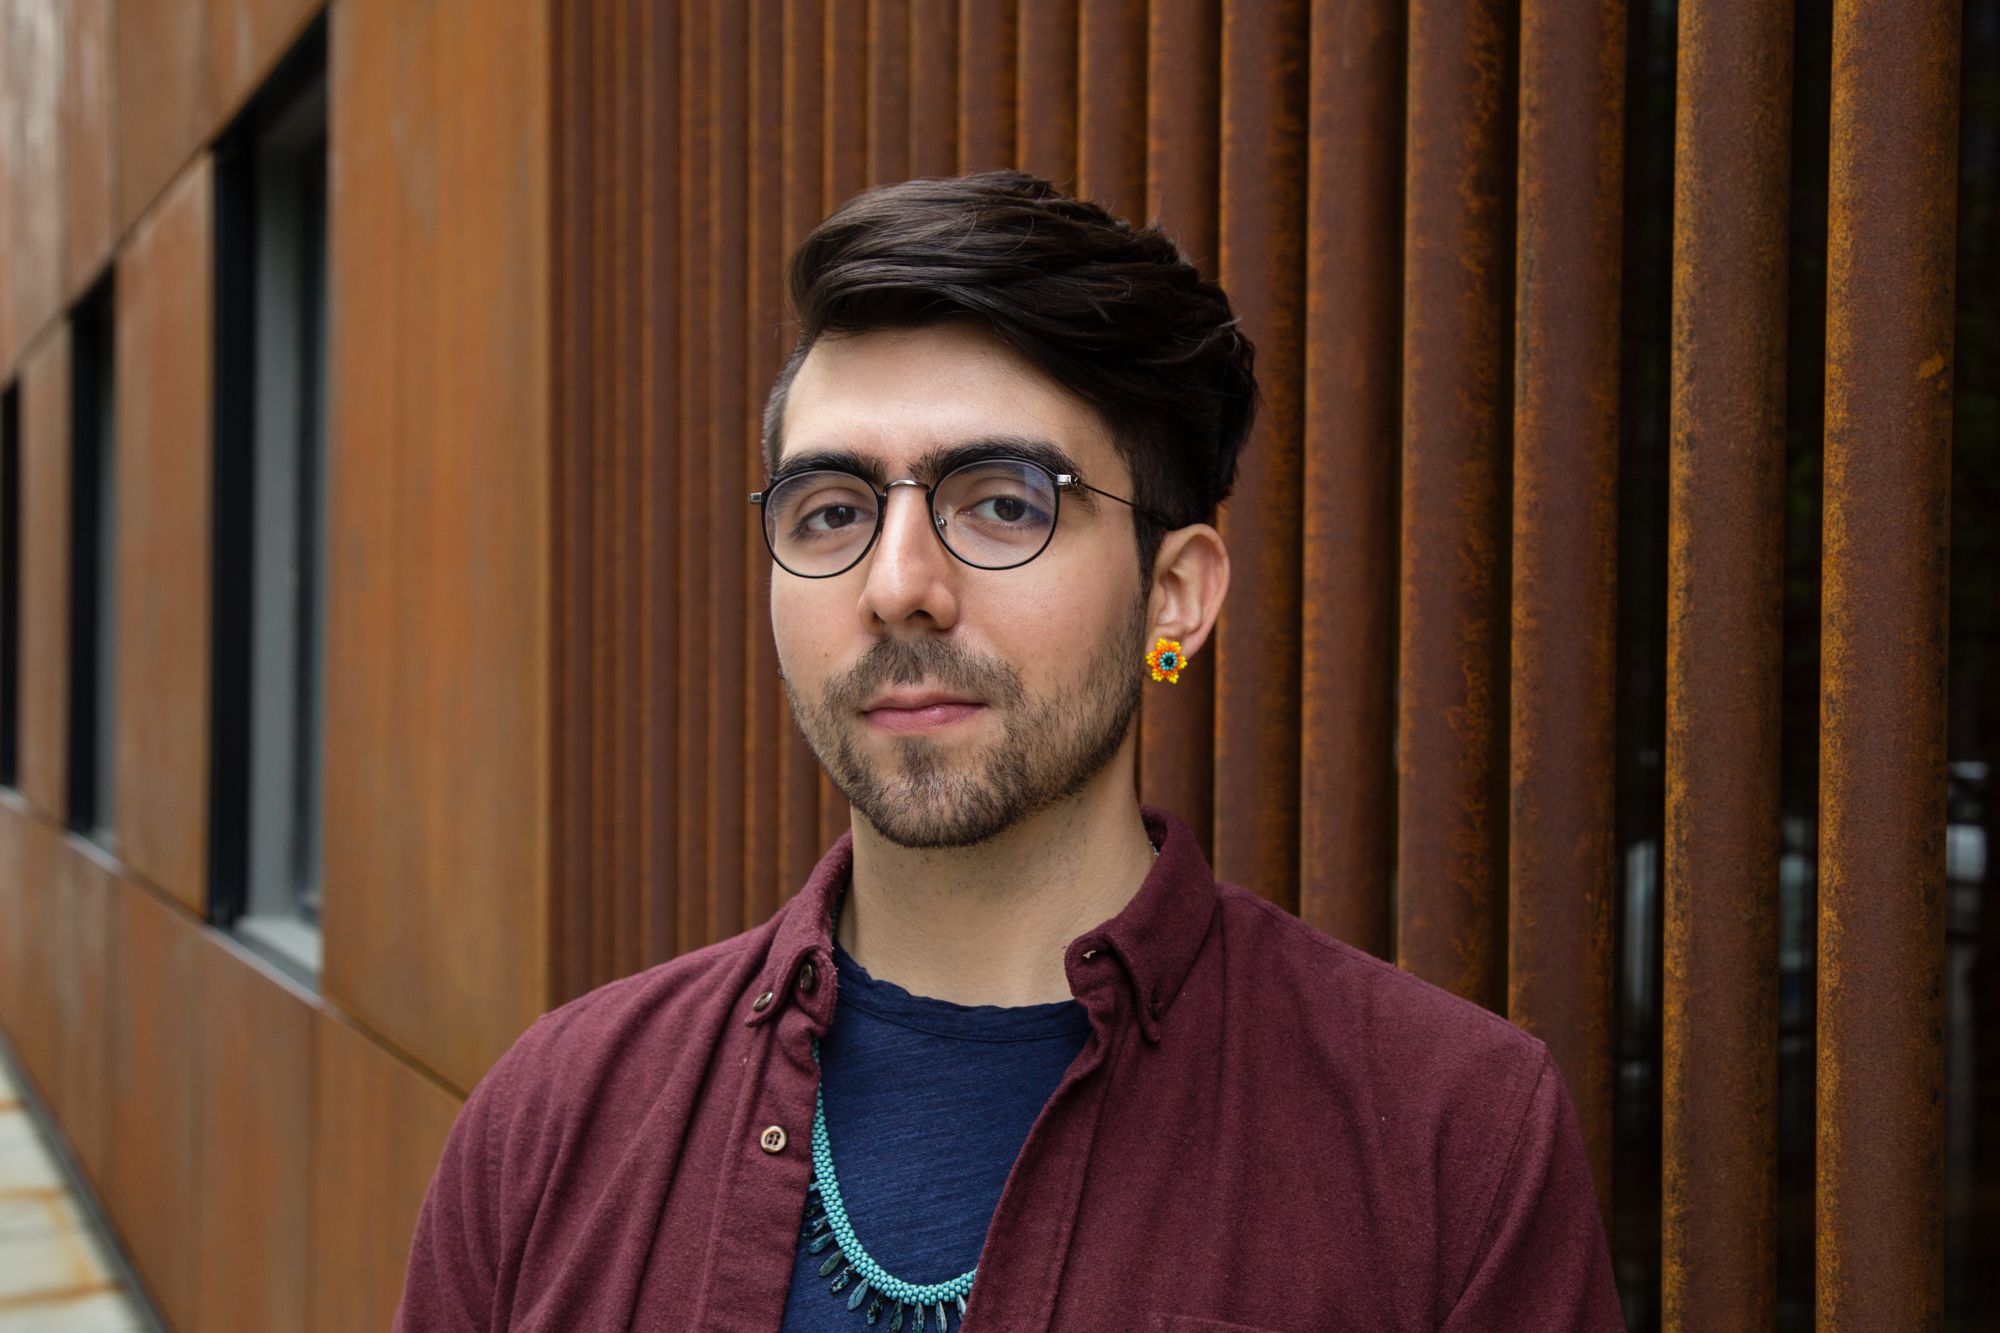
[1145,638,1186,684]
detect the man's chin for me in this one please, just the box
[841,764,1029,850]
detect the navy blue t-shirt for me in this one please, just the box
[779,946,1090,1331]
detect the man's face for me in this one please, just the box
[770,323,1149,849]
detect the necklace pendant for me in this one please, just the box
[830,1266,853,1294]
[819,1248,844,1278]
[866,1292,886,1325]
[889,1302,904,1331]
[847,1278,872,1311]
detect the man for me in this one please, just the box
[398,173,1622,1332]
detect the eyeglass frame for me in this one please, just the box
[748,453,1172,579]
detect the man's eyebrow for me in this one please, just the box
[914,437,1086,484]
[767,449,888,487]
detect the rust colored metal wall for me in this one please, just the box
[1661,0,1792,1324]
[1817,0,1961,1326]
[0,0,1985,1322]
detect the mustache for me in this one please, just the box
[822,635,1026,714]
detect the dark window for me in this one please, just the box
[67,278,116,841]
[0,381,19,788]
[210,18,328,984]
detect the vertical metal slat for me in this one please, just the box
[1661,0,1792,1320]
[1298,0,1404,958]
[1509,0,1624,1202]
[1817,0,1961,1324]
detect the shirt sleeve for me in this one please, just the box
[394,1070,504,1333]
[1439,1050,1625,1333]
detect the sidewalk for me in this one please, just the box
[0,1049,160,1333]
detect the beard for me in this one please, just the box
[786,598,1148,849]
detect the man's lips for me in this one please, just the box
[860,693,987,735]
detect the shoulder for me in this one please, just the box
[1202,881,1550,1119]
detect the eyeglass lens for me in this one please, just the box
[762,459,1060,577]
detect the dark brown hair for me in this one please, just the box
[762,172,1258,570]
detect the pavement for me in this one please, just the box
[0,1051,159,1333]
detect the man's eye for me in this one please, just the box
[971,495,1030,523]
[804,504,863,532]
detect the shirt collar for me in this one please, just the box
[747,805,1221,1044]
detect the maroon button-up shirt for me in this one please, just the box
[397,808,1622,1332]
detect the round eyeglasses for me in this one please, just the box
[750,456,1165,579]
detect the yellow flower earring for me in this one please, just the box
[1145,638,1186,684]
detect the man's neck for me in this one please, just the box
[836,752,1156,1007]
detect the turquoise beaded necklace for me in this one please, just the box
[802,899,975,1331]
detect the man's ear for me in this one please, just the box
[1145,524,1230,660]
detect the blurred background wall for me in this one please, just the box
[0,0,1994,1329]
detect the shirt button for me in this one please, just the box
[798,961,818,993]
[751,990,774,1012]
[760,1125,788,1154]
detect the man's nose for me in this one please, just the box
[860,484,960,629]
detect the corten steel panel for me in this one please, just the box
[193,935,311,1333]
[1138,0,1219,853]
[680,0,716,955]
[0,8,11,380]
[308,1010,463,1333]
[114,0,209,234]
[826,0,870,207]
[909,0,960,178]
[746,0,789,928]
[1076,0,1146,223]
[1396,0,1514,1008]
[958,0,1018,173]
[0,800,22,1041]
[1017,0,1079,187]
[203,0,321,128]
[1817,0,1961,1325]
[56,836,113,1192]
[113,158,212,914]
[1661,0,1791,1322]
[104,878,200,1332]
[61,0,117,302]
[781,0,830,892]
[321,0,551,1093]
[710,0,752,946]
[19,325,70,821]
[1213,0,1307,907]
[12,809,67,1111]
[1297,0,1402,959]
[6,2,65,371]
[868,0,912,186]
[1508,0,1623,1205]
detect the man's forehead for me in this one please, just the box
[775,327,1120,478]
